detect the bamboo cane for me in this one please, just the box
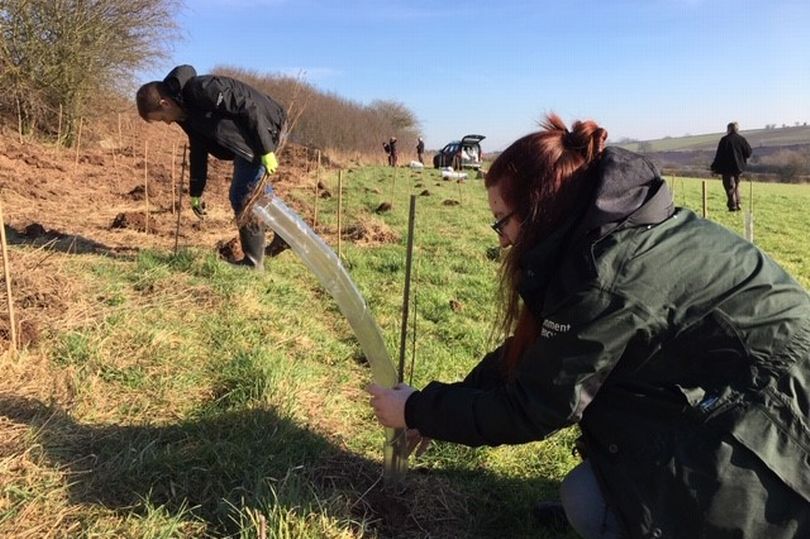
[337,170,343,259]
[0,199,17,353]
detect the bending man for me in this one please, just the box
[136,65,287,269]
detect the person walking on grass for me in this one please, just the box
[386,136,398,167]
[136,64,289,270]
[711,121,752,211]
[367,114,810,538]
[416,137,425,164]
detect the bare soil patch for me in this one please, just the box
[342,217,399,245]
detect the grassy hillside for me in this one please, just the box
[1,168,808,537]
[619,125,810,152]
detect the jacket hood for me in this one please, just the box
[577,146,674,239]
[518,147,674,310]
[163,65,197,103]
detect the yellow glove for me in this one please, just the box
[261,152,278,174]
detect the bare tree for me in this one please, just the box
[0,0,181,144]
[214,66,420,156]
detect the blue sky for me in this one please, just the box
[144,0,810,151]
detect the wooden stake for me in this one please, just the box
[144,140,149,234]
[15,97,23,143]
[337,170,343,259]
[701,180,708,218]
[73,117,83,174]
[389,167,397,206]
[118,112,122,149]
[258,514,267,539]
[313,177,320,228]
[111,146,121,191]
[171,141,177,215]
[408,263,418,386]
[174,144,187,255]
[0,199,17,353]
[457,179,463,206]
[56,104,63,150]
[398,194,417,383]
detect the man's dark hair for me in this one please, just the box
[136,81,169,119]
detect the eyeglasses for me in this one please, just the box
[491,211,515,237]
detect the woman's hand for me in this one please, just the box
[365,382,415,429]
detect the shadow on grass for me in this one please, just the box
[0,395,572,538]
[4,223,134,257]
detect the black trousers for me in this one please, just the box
[722,174,741,210]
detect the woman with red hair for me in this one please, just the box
[367,114,810,538]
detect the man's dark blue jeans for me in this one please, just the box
[230,157,269,215]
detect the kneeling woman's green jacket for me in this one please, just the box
[405,148,810,538]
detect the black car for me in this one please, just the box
[433,134,485,169]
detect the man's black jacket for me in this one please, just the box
[163,65,287,196]
[710,131,752,175]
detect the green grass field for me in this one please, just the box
[1,168,808,538]
[618,124,810,152]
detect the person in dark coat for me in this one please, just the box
[387,136,398,167]
[367,114,810,538]
[416,137,425,164]
[710,122,752,211]
[136,65,288,270]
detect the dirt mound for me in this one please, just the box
[375,202,392,213]
[110,212,146,232]
[442,199,460,206]
[217,237,242,262]
[126,185,157,201]
[79,153,105,166]
[313,453,468,538]
[419,190,431,196]
[342,217,399,245]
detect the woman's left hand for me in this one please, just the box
[365,382,416,429]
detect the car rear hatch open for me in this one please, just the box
[461,134,485,145]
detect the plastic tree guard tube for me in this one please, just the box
[251,193,407,480]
